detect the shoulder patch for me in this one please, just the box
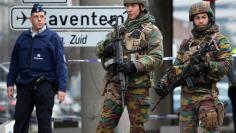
[215,34,230,44]
[141,23,163,41]
[141,23,153,34]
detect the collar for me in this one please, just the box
[31,25,47,37]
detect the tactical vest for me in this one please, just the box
[178,33,222,93]
[105,23,154,89]
[123,27,147,62]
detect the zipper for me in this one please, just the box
[28,37,34,69]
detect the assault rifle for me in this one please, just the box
[152,35,217,111]
[106,16,127,107]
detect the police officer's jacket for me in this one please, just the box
[7,26,68,92]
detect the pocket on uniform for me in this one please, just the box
[32,46,53,71]
[41,82,55,98]
[136,96,151,123]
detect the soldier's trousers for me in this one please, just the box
[179,91,219,133]
[96,86,151,133]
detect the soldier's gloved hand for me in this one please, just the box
[103,43,115,57]
[154,82,169,97]
[189,62,209,76]
[117,61,137,74]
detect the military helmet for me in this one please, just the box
[189,1,214,21]
[123,0,149,7]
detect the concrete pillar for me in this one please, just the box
[146,0,173,132]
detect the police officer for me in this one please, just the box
[7,4,68,133]
[155,1,232,133]
[95,0,163,132]
[228,49,236,133]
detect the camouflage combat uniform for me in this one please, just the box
[95,0,163,132]
[160,2,232,133]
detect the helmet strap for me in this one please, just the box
[138,4,147,15]
[209,17,215,25]
[133,4,145,18]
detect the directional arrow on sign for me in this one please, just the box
[10,6,127,30]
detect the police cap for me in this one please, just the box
[31,3,46,15]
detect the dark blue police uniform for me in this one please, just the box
[7,5,67,132]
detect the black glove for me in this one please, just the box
[189,62,209,76]
[103,43,115,57]
[117,61,137,74]
[154,82,169,97]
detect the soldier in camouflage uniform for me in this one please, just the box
[95,0,163,132]
[155,1,232,133]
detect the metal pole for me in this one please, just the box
[146,0,173,131]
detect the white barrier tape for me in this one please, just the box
[35,113,234,121]
[149,114,178,120]
[163,56,176,61]
[149,113,233,120]
[68,56,176,63]
[52,116,81,122]
[68,53,236,63]
[68,59,101,63]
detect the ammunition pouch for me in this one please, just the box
[199,105,218,129]
[215,102,225,126]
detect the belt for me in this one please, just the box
[17,83,34,89]
[17,76,48,90]
[183,82,212,89]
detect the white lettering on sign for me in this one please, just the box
[10,6,127,30]
[58,31,109,47]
